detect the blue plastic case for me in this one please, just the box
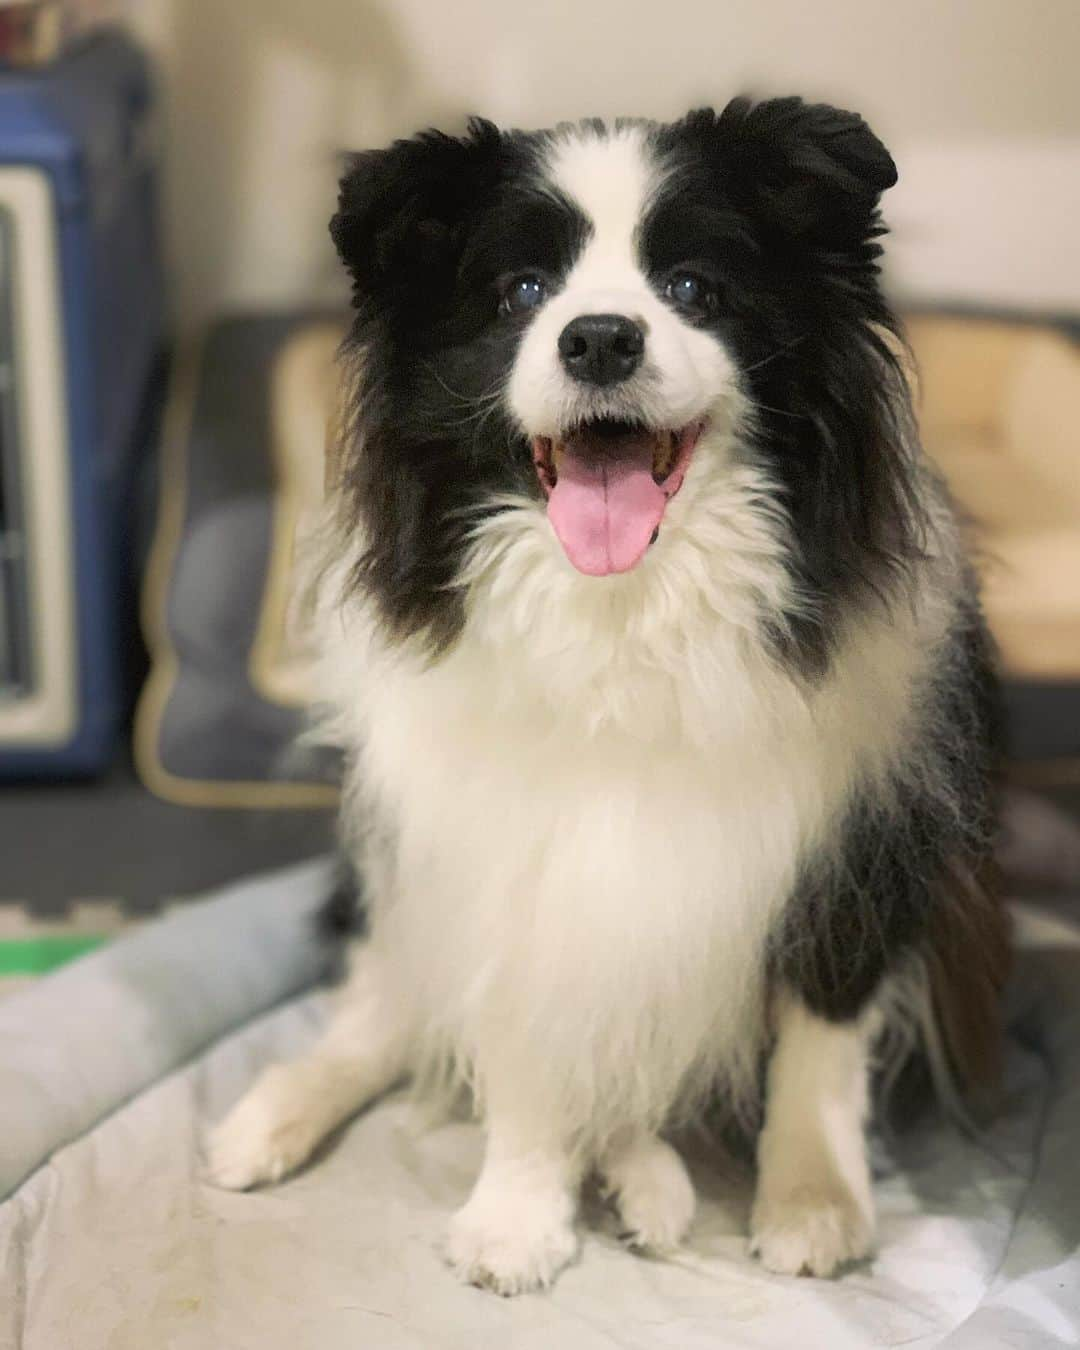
[0,30,164,775]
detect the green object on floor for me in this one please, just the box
[0,934,108,976]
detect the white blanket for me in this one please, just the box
[2,862,1078,1349]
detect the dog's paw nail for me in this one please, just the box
[750,1189,874,1278]
[446,1204,579,1296]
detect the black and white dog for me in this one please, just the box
[208,101,1009,1294]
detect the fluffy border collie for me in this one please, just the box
[208,100,1009,1295]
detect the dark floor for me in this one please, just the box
[2,754,335,914]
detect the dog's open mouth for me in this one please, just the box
[532,418,704,576]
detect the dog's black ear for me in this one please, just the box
[330,117,504,303]
[686,98,897,244]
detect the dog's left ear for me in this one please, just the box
[693,98,897,244]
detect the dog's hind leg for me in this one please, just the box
[205,943,409,1189]
[749,990,876,1276]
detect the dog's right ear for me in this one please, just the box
[330,118,504,305]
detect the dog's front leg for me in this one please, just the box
[446,1092,581,1296]
[750,989,876,1277]
[205,943,408,1189]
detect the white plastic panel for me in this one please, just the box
[0,165,76,748]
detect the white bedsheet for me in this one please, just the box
[2,864,1078,1349]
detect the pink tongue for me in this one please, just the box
[547,439,666,576]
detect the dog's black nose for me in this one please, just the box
[558,313,644,387]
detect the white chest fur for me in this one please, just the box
[316,447,946,1147]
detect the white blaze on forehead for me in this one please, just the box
[545,124,660,287]
[507,120,735,440]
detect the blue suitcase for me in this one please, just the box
[0,29,165,776]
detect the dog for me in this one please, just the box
[207,100,1010,1295]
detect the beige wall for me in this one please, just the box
[127,0,1080,331]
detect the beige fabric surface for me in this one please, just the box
[250,325,343,710]
[908,316,1080,681]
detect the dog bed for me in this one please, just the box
[2,860,1078,1349]
[907,313,1080,780]
[135,317,341,808]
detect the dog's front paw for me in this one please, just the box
[204,1064,323,1190]
[605,1136,695,1253]
[445,1193,579,1296]
[750,1184,874,1277]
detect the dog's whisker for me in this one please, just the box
[420,360,505,410]
[741,335,809,376]
[747,401,807,421]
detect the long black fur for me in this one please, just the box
[780,599,1002,1020]
[646,101,925,675]
[331,121,589,651]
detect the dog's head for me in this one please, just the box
[331,102,911,660]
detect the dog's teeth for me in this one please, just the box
[653,431,677,480]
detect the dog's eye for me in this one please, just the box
[500,275,547,315]
[665,271,713,314]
